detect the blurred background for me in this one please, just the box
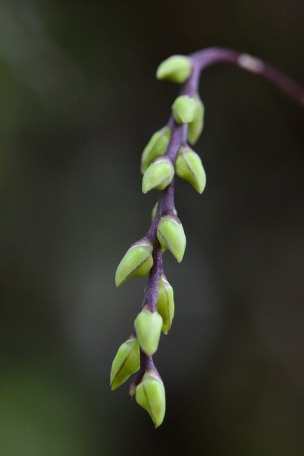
[1,0,304,455]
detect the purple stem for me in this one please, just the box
[134,47,303,381]
[128,351,160,399]
[189,47,304,105]
[142,246,163,313]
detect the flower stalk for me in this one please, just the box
[110,47,304,427]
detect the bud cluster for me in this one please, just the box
[108,46,304,427]
[110,53,207,427]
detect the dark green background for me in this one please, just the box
[1,1,304,455]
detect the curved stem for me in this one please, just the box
[136,47,303,382]
[189,47,304,105]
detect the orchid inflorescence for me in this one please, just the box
[110,48,304,427]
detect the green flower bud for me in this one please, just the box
[135,371,166,428]
[134,308,163,356]
[142,157,174,194]
[172,95,196,124]
[175,146,206,194]
[141,127,171,174]
[115,239,153,287]
[187,95,205,144]
[156,55,192,84]
[157,275,175,335]
[110,336,140,390]
[157,215,186,262]
[151,202,158,221]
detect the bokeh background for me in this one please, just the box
[1,1,304,455]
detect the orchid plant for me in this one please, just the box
[110,47,304,427]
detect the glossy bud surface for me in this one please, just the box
[135,371,166,428]
[175,146,206,194]
[156,55,192,84]
[134,308,163,356]
[157,215,186,262]
[110,336,140,390]
[115,239,153,287]
[141,127,171,174]
[172,95,196,124]
[157,275,175,334]
[142,157,174,193]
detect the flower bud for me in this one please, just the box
[142,157,174,194]
[187,95,205,145]
[135,371,166,428]
[151,202,158,221]
[110,336,140,390]
[157,275,175,335]
[141,127,171,174]
[172,95,196,124]
[175,146,206,194]
[115,239,153,287]
[134,308,163,356]
[156,55,192,84]
[157,215,186,262]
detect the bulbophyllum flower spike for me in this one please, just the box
[110,47,304,427]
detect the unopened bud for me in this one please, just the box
[175,146,206,194]
[141,127,171,174]
[157,215,186,262]
[134,308,163,356]
[135,371,166,428]
[115,239,153,287]
[151,202,158,221]
[156,55,192,84]
[110,336,140,390]
[187,95,205,145]
[142,157,174,194]
[157,275,175,335]
[172,95,196,124]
